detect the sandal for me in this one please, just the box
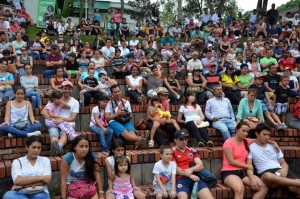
[148,140,154,147]
[198,142,206,148]
[207,141,214,147]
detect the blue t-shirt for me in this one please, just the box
[94,13,101,22]
[161,37,174,46]
[0,72,13,82]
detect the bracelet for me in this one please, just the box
[98,191,104,194]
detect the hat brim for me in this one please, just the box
[176,134,189,139]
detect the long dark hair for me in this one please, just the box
[109,138,126,156]
[236,121,250,152]
[69,135,99,182]
[114,155,131,176]
[26,135,43,147]
[184,90,197,109]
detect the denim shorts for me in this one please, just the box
[176,177,207,194]
[109,120,135,137]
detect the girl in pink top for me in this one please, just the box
[112,155,134,199]
[221,121,268,199]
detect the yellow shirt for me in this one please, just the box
[222,74,240,86]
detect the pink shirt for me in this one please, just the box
[112,14,122,23]
[222,138,251,171]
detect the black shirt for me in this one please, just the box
[84,77,98,88]
[267,9,279,25]
[250,84,267,100]
[274,86,291,103]
[264,74,281,91]
[204,73,221,89]
[66,60,79,70]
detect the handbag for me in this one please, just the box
[135,119,148,130]
[194,121,209,128]
[67,180,97,199]
[243,117,260,130]
[187,86,203,93]
[111,99,131,124]
[14,120,30,130]
[16,159,45,195]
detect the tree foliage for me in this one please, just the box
[160,0,176,27]
[277,0,300,11]
[127,0,156,23]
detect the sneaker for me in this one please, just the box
[207,140,214,148]
[27,131,41,137]
[135,137,146,150]
[280,123,288,129]
[144,130,150,143]
[148,140,154,147]
[50,140,58,156]
[275,123,282,130]
[8,133,15,138]
[137,97,143,105]
[54,148,64,156]
[198,142,206,148]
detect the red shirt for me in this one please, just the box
[293,100,300,118]
[278,57,297,70]
[172,146,199,179]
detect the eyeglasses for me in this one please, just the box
[25,68,31,70]
[252,56,257,58]
[21,49,26,51]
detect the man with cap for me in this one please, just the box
[43,43,66,79]
[278,50,300,77]
[283,67,300,97]
[0,32,13,57]
[41,80,80,156]
[205,85,236,140]
[204,63,222,98]
[172,130,214,199]
[201,49,218,74]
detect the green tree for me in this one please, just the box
[127,0,156,23]
[121,0,125,15]
[61,0,74,17]
[161,0,176,27]
[277,0,300,11]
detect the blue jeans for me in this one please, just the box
[212,118,236,140]
[0,122,42,137]
[17,68,26,77]
[26,90,42,108]
[43,69,67,79]
[28,52,40,60]
[90,125,113,152]
[0,89,14,100]
[3,190,50,199]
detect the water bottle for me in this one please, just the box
[191,181,198,199]
[226,28,229,36]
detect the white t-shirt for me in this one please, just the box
[101,46,115,58]
[105,99,132,123]
[152,160,176,187]
[126,75,143,90]
[288,75,298,89]
[59,97,79,127]
[12,155,51,193]
[90,105,106,127]
[248,143,284,174]
[91,57,105,68]
[290,49,300,58]
[187,59,203,71]
[179,105,201,122]
[129,40,139,48]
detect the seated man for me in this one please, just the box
[44,44,66,79]
[205,85,236,140]
[172,130,214,199]
[247,123,300,195]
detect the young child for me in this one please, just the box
[168,54,178,77]
[64,52,79,79]
[98,73,115,96]
[79,68,99,105]
[105,139,146,199]
[89,95,113,155]
[45,90,77,140]
[152,146,176,199]
[250,74,286,130]
[274,75,291,127]
[77,50,89,78]
[148,96,180,147]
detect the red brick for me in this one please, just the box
[49,157,57,171]
[3,154,21,160]
[5,139,11,148]
[0,162,5,178]
[55,157,62,169]
[0,138,4,148]
[4,160,12,178]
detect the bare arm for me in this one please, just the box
[60,159,69,198]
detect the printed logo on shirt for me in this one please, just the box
[177,184,182,188]
[188,153,194,158]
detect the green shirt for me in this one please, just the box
[260,57,277,72]
[105,13,112,22]
[238,74,252,87]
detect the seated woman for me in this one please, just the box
[163,69,182,105]
[222,65,244,105]
[238,64,254,98]
[0,86,42,137]
[2,136,52,199]
[221,121,269,199]
[50,67,68,91]
[91,50,106,77]
[186,68,207,105]
[125,66,147,105]
[236,88,264,131]
[16,47,32,77]
[20,65,42,109]
[0,60,14,104]
[177,91,214,147]
[40,38,52,60]
[60,135,105,199]
[247,53,263,77]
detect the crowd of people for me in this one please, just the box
[1,1,300,199]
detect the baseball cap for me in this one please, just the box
[255,74,266,79]
[208,63,216,67]
[208,43,213,47]
[157,87,169,95]
[51,44,58,49]
[283,49,289,53]
[62,80,73,88]
[174,130,189,139]
[283,67,291,71]
[58,31,64,35]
